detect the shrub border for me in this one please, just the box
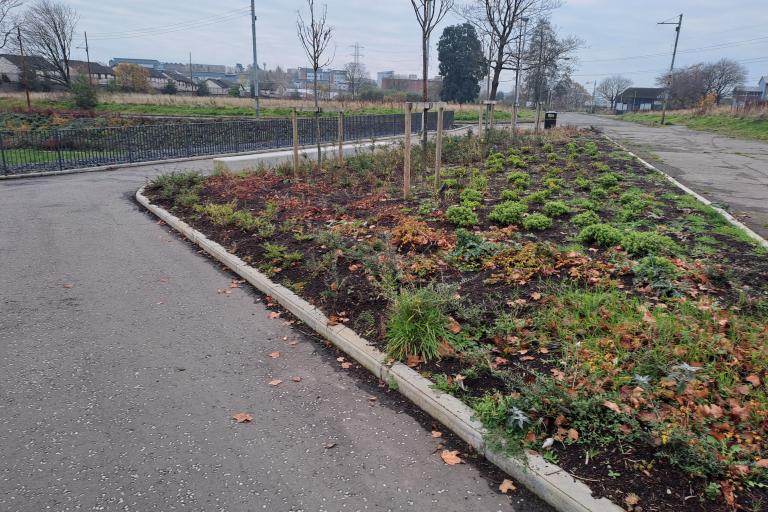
[136,185,623,512]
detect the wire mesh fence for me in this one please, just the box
[0,111,454,175]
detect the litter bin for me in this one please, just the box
[544,111,557,129]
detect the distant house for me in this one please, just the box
[203,78,243,96]
[732,85,762,108]
[381,74,443,99]
[0,54,56,84]
[68,60,114,86]
[259,80,288,98]
[615,87,666,112]
[162,70,196,94]
[147,68,171,91]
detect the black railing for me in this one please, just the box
[0,111,454,175]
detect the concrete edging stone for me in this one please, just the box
[135,185,623,512]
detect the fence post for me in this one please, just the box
[0,132,7,175]
[434,106,444,193]
[489,103,495,130]
[337,111,344,165]
[291,108,299,178]
[478,104,484,138]
[55,130,63,171]
[185,124,192,157]
[403,103,412,199]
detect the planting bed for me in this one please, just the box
[145,128,768,511]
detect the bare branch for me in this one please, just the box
[18,0,78,86]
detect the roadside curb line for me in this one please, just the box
[136,186,623,512]
[0,126,469,181]
[604,135,768,249]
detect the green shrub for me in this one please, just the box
[507,171,531,189]
[262,242,302,268]
[460,188,484,208]
[71,75,98,110]
[521,190,550,205]
[501,189,519,201]
[151,172,204,203]
[468,173,489,192]
[449,228,499,270]
[488,201,527,225]
[597,172,621,188]
[385,286,451,362]
[622,231,678,256]
[575,176,591,190]
[542,142,554,153]
[442,178,459,189]
[633,256,681,296]
[579,223,623,247]
[542,200,570,218]
[507,154,526,168]
[446,205,479,227]
[485,152,505,173]
[572,198,600,211]
[543,177,562,190]
[196,201,237,225]
[590,187,609,200]
[592,162,610,172]
[522,213,553,231]
[572,210,601,227]
[231,209,259,230]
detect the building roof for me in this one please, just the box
[733,86,761,93]
[0,53,56,72]
[163,70,195,85]
[206,78,238,89]
[618,87,666,99]
[69,60,114,75]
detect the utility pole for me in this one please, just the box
[16,27,30,110]
[349,42,364,99]
[189,52,193,85]
[250,0,260,117]
[84,32,92,86]
[512,17,529,134]
[590,81,597,113]
[658,13,683,125]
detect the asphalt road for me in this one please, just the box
[0,163,552,512]
[559,112,768,239]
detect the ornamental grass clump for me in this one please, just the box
[385,286,451,362]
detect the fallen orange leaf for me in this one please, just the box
[440,449,462,465]
[341,362,352,369]
[499,479,517,493]
[268,311,280,319]
[603,400,621,414]
[746,374,761,387]
[291,376,302,382]
[232,412,253,423]
[268,379,283,386]
[431,431,442,438]
[269,351,280,359]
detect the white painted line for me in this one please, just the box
[136,187,623,512]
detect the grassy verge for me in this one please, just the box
[620,110,768,142]
[147,128,768,511]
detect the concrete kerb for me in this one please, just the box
[135,186,623,512]
[0,126,470,181]
[603,135,768,249]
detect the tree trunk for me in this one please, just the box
[421,27,428,173]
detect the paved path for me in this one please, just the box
[0,163,551,512]
[559,113,768,239]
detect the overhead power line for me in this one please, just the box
[87,7,250,40]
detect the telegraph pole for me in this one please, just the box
[590,81,597,113]
[250,0,260,117]
[16,27,30,110]
[658,14,683,125]
[82,32,93,86]
[348,42,365,99]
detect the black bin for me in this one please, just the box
[544,111,557,129]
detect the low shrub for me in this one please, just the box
[574,176,591,190]
[445,205,479,227]
[622,231,678,256]
[572,210,601,227]
[488,201,527,226]
[485,152,505,173]
[507,171,531,189]
[633,255,681,296]
[597,172,622,188]
[579,223,623,247]
[196,201,237,225]
[542,200,570,218]
[521,190,550,205]
[522,213,553,231]
[500,189,519,201]
[449,228,499,270]
[385,286,451,362]
[460,188,484,208]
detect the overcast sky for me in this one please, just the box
[71,0,768,91]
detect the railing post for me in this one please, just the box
[55,130,64,171]
[291,108,299,177]
[478,103,484,138]
[434,106,444,192]
[0,132,7,175]
[186,124,192,158]
[337,111,344,164]
[403,102,412,199]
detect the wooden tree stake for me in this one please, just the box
[434,106,444,192]
[403,103,412,199]
[292,108,299,177]
[338,111,344,165]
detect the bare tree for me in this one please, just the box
[344,61,367,100]
[522,17,580,105]
[410,0,454,102]
[297,0,334,163]
[701,58,747,104]
[457,0,560,100]
[595,75,633,111]
[0,0,21,50]
[18,0,78,86]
